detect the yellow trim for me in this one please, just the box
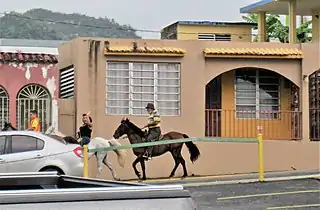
[104,46,185,57]
[203,47,303,59]
[217,190,320,200]
[204,54,303,59]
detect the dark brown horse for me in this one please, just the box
[1,122,78,144]
[113,118,200,180]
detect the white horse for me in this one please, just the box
[45,126,127,180]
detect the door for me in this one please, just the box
[5,135,45,173]
[0,136,8,173]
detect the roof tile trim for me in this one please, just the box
[105,46,186,56]
[0,52,58,63]
[203,48,303,58]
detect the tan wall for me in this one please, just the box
[58,99,76,136]
[58,38,320,180]
[177,24,253,42]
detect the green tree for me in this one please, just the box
[0,9,140,40]
[242,14,312,43]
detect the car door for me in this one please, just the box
[5,135,45,173]
[0,136,8,173]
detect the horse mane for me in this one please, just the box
[125,120,145,137]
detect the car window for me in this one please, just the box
[11,135,44,154]
[0,136,6,155]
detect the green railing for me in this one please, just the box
[87,137,257,153]
[82,135,264,182]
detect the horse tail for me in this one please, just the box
[183,134,200,163]
[108,138,126,168]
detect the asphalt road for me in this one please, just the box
[186,179,320,210]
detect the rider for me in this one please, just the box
[78,113,93,146]
[28,110,40,132]
[142,103,161,160]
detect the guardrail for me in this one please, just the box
[82,134,264,182]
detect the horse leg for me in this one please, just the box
[169,149,182,178]
[132,157,141,179]
[180,156,188,178]
[103,154,118,181]
[139,157,147,181]
[95,152,103,178]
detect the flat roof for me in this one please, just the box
[163,21,257,30]
[240,0,320,15]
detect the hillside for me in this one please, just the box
[0,8,140,40]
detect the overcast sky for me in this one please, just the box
[1,0,258,38]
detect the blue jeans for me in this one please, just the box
[80,136,90,146]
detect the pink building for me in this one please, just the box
[0,51,58,131]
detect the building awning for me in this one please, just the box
[240,0,320,15]
[0,52,58,63]
[105,46,185,57]
[203,47,303,59]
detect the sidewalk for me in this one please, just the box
[129,169,320,186]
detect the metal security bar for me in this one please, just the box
[60,67,75,99]
[16,98,51,132]
[16,84,52,132]
[106,62,180,116]
[0,87,9,129]
[309,70,320,141]
[205,109,302,140]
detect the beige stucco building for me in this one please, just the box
[56,0,319,180]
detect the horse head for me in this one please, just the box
[113,117,145,139]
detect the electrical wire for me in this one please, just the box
[0,12,264,37]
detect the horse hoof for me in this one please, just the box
[181,176,187,179]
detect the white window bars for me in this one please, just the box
[235,68,280,119]
[106,62,181,116]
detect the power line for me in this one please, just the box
[0,12,265,37]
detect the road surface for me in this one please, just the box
[186,178,320,210]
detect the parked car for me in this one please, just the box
[0,131,83,176]
[0,172,198,210]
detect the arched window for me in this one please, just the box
[16,84,52,132]
[0,86,9,129]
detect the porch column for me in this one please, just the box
[289,0,297,43]
[301,77,310,142]
[257,12,267,42]
[312,11,320,42]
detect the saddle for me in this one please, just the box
[142,131,163,142]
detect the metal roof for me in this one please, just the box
[0,39,66,48]
[240,0,320,15]
[163,21,257,30]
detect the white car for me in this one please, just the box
[0,131,83,176]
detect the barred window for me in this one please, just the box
[106,62,180,116]
[235,68,280,119]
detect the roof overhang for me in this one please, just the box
[203,47,303,59]
[104,46,185,57]
[240,0,320,15]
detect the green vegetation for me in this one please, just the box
[242,14,312,43]
[0,8,140,40]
